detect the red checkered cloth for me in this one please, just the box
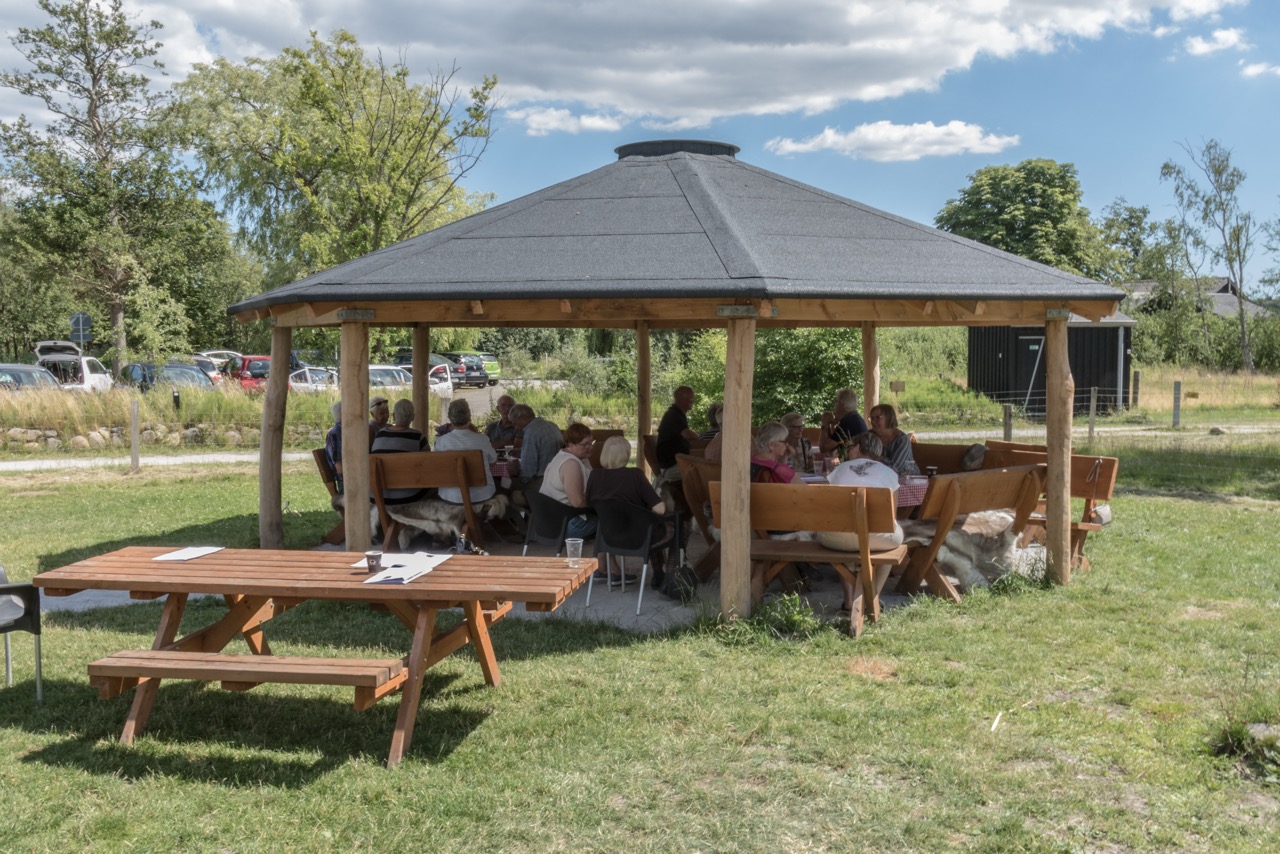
[897,476,929,508]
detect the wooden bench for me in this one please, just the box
[983,449,1118,571]
[371,450,491,550]
[675,453,721,581]
[312,448,346,545]
[895,464,1045,601]
[88,650,408,711]
[708,480,908,636]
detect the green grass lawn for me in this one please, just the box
[2,462,1278,850]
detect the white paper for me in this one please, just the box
[800,474,828,484]
[361,551,452,583]
[154,546,225,562]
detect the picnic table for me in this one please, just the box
[33,546,594,767]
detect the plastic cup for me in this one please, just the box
[564,538,584,568]
[365,550,383,572]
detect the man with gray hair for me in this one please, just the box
[434,398,497,504]
[507,403,562,489]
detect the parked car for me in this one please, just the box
[288,366,338,392]
[380,355,454,397]
[191,355,223,383]
[223,354,272,391]
[437,352,490,388]
[0,363,62,391]
[33,340,113,392]
[440,350,502,385]
[196,349,241,369]
[368,365,413,391]
[119,363,216,390]
[477,352,502,385]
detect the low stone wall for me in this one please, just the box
[5,424,326,452]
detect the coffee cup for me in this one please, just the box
[365,550,383,572]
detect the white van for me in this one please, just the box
[33,340,114,392]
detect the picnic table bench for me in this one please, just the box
[35,546,593,767]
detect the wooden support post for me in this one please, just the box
[721,317,756,619]
[861,321,879,414]
[341,322,372,551]
[412,324,431,433]
[1002,404,1013,442]
[636,322,652,476]
[1131,369,1141,409]
[129,399,140,472]
[259,325,292,549]
[1172,380,1182,428]
[1044,312,1073,585]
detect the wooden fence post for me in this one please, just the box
[1172,380,1182,428]
[1002,404,1013,442]
[1088,387,1097,443]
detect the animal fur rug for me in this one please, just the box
[333,493,510,551]
[900,509,1041,591]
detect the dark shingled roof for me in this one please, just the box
[229,139,1122,316]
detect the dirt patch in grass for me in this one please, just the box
[844,656,898,680]
[1182,605,1226,620]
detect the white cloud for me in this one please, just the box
[0,1,1254,136]
[1240,61,1280,78]
[1185,27,1249,55]
[503,107,625,136]
[766,121,1020,162]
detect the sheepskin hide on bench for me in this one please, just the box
[900,509,1039,592]
[333,493,510,551]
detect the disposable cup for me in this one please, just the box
[365,550,383,572]
[564,538,584,567]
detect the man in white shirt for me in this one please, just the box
[434,399,497,504]
[821,432,904,612]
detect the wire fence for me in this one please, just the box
[3,382,1277,497]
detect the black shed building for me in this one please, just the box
[968,312,1135,416]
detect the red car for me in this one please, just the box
[224,354,272,391]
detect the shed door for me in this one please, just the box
[1017,335,1046,412]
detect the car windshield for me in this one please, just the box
[0,366,59,389]
[159,365,213,386]
[246,359,271,377]
[369,367,409,386]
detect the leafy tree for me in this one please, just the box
[1161,140,1266,373]
[675,328,864,426]
[0,0,239,370]
[0,197,72,360]
[174,30,498,288]
[935,159,1107,278]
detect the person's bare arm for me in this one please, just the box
[562,459,588,507]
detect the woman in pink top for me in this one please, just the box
[749,422,799,484]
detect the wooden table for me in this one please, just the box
[33,546,594,767]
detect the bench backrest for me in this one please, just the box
[981,449,1118,503]
[910,442,976,475]
[370,450,489,540]
[312,448,339,498]
[675,453,720,542]
[707,480,898,539]
[984,439,1051,453]
[640,434,661,472]
[915,464,1045,528]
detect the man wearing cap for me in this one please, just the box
[368,396,390,448]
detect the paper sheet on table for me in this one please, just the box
[360,551,452,583]
[799,474,828,484]
[154,546,225,561]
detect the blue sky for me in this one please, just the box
[3,0,1278,287]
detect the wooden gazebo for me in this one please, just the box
[230,139,1121,618]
